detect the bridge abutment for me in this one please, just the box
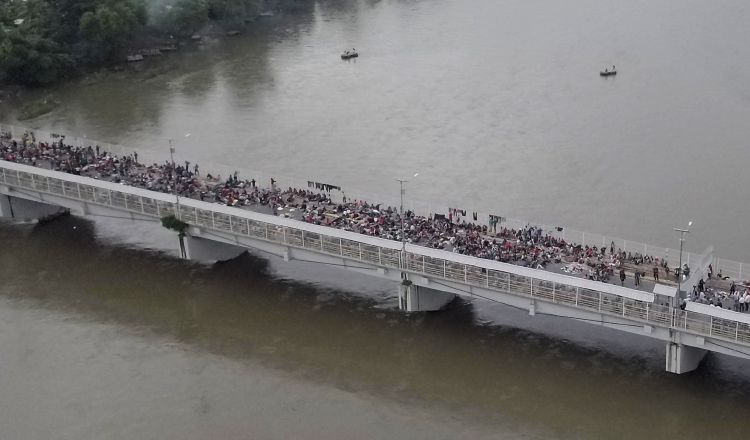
[398,276,456,312]
[665,342,707,374]
[0,194,68,222]
[183,234,247,264]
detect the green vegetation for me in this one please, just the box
[161,214,189,235]
[17,96,59,120]
[0,0,283,87]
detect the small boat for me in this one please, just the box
[600,67,617,77]
[341,50,359,60]
[140,48,162,57]
[126,54,144,62]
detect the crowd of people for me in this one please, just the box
[686,270,750,312]
[3,130,748,306]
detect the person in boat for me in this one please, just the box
[604,68,608,73]
[612,65,615,71]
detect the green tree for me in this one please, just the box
[207,0,262,23]
[164,0,209,36]
[78,0,146,63]
[0,30,73,85]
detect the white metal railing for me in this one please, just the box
[2,159,750,348]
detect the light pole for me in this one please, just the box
[674,220,692,304]
[169,133,191,218]
[396,173,419,253]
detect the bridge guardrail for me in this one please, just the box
[6,123,750,279]
[1,160,750,348]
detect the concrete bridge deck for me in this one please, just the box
[2,159,750,374]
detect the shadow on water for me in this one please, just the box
[3,215,750,439]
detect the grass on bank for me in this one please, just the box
[17,98,59,121]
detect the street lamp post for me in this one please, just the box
[396,173,419,254]
[169,139,179,217]
[397,178,407,253]
[168,133,191,218]
[674,221,693,305]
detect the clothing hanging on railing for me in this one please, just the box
[307,181,341,192]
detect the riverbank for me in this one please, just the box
[0,0,293,90]
[0,10,293,121]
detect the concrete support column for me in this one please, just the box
[665,342,707,374]
[183,234,247,264]
[398,278,455,312]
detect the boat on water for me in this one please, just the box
[600,65,617,77]
[341,49,359,59]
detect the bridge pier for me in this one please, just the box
[398,276,456,312]
[0,193,68,223]
[665,342,707,374]
[183,234,247,264]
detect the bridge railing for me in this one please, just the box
[2,159,750,347]
[6,123,745,275]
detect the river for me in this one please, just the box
[2,0,750,438]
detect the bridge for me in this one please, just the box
[2,158,750,374]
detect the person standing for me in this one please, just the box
[619,269,626,286]
[634,271,641,287]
